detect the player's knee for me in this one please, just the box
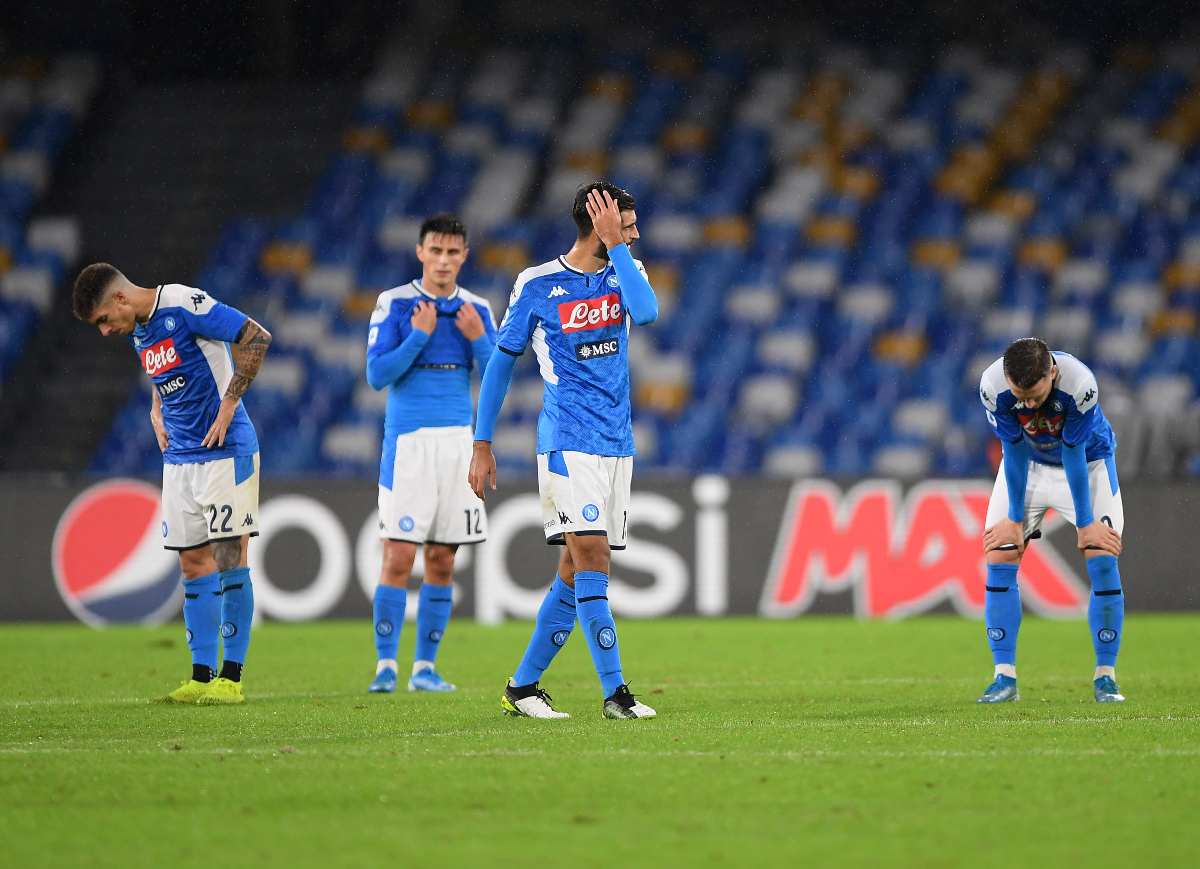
[568,534,611,574]
[380,541,417,587]
[423,544,457,584]
[178,548,217,580]
[557,548,575,586]
[984,548,1021,566]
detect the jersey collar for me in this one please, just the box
[558,255,608,275]
[413,279,460,301]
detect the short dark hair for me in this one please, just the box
[1003,337,1054,389]
[418,213,467,245]
[73,262,123,321]
[572,181,636,237]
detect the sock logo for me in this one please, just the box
[220,622,237,639]
[582,503,600,522]
[428,629,443,642]
[597,626,616,649]
[986,627,1006,642]
[376,620,394,637]
[1097,628,1117,643]
[399,516,415,532]
[552,629,570,647]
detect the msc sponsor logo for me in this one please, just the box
[157,374,187,397]
[761,480,1089,619]
[575,338,619,361]
[190,292,207,310]
[558,293,623,333]
[141,338,182,377]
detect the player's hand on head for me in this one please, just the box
[455,304,484,340]
[468,441,497,500]
[586,189,624,249]
[201,398,238,449]
[983,518,1025,555]
[411,300,437,335]
[1077,521,1122,556]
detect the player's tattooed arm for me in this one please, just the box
[224,319,273,400]
[202,318,271,448]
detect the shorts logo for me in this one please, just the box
[576,338,619,361]
[582,504,600,522]
[376,620,394,637]
[606,275,620,288]
[558,293,623,333]
[242,513,254,527]
[986,627,1006,642]
[164,316,176,332]
[141,338,182,377]
[1097,628,1117,643]
[220,621,237,639]
[162,521,168,538]
[597,627,616,650]
[552,630,570,647]
[428,629,443,643]
[558,511,572,525]
[399,516,415,532]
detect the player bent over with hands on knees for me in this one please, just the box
[74,263,271,705]
[364,214,496,694]
[469,182,659,720]
[978,338,1126,704]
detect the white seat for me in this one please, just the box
[0,267,54,313]
[838,283,894,325]
[322,424,379,464]
[785,260,839,299]
[873,445,932,478]
[1110,281,1163,319]
[737,374,799,427]
[983,308,1035,342]
[353,381,389,412]
[1093,329,1149,369]
[764,444,824,478]
[492,424,537,463]
[726,285,782,325]
[1,150,50,194]
[964,213,1017,248]
[379,148,432,183]
[275,311,332,350]
[646,214,702,252]
[255,356,307,396]
[377,215,425,252]
[1039,307,1094,354]
[1054,259,1109,300]
[26,217,80,265]
[892,398,949,442]
[758,330,817,374]
[313,335,364,372]
[947,260,1000,308]
[300,266,354,304]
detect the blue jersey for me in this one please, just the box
[495,256,647,456]
[980,351,1116,465]
[131,284,258,464]
[366,280,496,485]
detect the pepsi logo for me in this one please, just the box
[51,479,181,627]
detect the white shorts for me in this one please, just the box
[537,451,632,550]
[162,453,261,550]
[985,455,1125,538]
[378,426,487,546]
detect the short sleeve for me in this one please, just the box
[177,290,247,342]
[1062,375,1099,446]
[496,273,539,355]
[980,375,1022,442]
[367,295,402,360]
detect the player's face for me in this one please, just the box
[416,233,468,289]
[90,291,136,337]
[1007,363,1058,409]
[594,209,640,259]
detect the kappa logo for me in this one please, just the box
[190,292,207,311]
[548,285,569,298]
[1081,388,1096,405]
[558,511,572,525]
[576,338,619,361]
[241,513,254,527]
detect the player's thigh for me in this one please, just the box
[378,432,436,543]
[162,462,209,551]
[983,457,1048,541]
[537,452,569,545]
[605,456,632,550]
[1090,456,1124,536]
[558,451,611,537]
[195,455,260,544]
[429,429,487,545]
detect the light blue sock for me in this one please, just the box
[575,571,625,697]
[1087,556,1124,667]
[219,567,253,665]
[984,563,1021,666]
[513,576,576,686]
[182,572,221,673]
[414,584,453,666]
[373,585,406,662]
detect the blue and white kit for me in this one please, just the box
[980,351,1123,535]
[130,283,260,550]
[476,243,657,548]
[367,280,496,545]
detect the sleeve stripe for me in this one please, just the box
[497,345,522,357]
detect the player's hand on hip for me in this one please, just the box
[586,188,624,249]
[201,397,238,448]
[411,300,437,334]
[1077,521,1122,556]
[150,410,169,452]
[468,441,497,500]
[983,518,1025,555]
[455,304,485,340]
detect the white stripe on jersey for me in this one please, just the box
[530,323,557,385]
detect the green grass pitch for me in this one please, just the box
[2,616,1198,868]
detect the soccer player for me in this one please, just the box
[365,214,496,693]
[73,263,270,705]
[469,183,659,720]
[977,338,1126,703]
